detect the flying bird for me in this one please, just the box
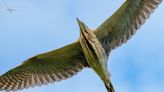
[7,7,16,14]
[0,0,162,92]
[1,2,16,14]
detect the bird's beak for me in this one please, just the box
[76,18,89,37]
[77,18,85,31]
[76,18,83,27]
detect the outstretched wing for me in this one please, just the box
[0,42,88,91]
[95,0,162,54]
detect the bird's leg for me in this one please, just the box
[104,81,115,92]
[99,68,115,92]
[103,77,115,92]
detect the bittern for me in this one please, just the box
[0,0,162,92]
[78,19,114,92]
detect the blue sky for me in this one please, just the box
[0,0,164,92]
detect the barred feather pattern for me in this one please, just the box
[0,63,85,91]
[110,0,162,50]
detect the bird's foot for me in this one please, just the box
[104,81,115,92]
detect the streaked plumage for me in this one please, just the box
[0,0,162,91]
[77,19,114,92]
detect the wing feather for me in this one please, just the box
[95,0,162,54]
[0,42,88,91]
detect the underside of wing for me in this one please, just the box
[95,0,162,54]
[0,42,88,91]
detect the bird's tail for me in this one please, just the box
[104,80,115,92]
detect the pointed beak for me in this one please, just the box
[76,18,84,29]
[76,18,89,36]
[77,18,85,35]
